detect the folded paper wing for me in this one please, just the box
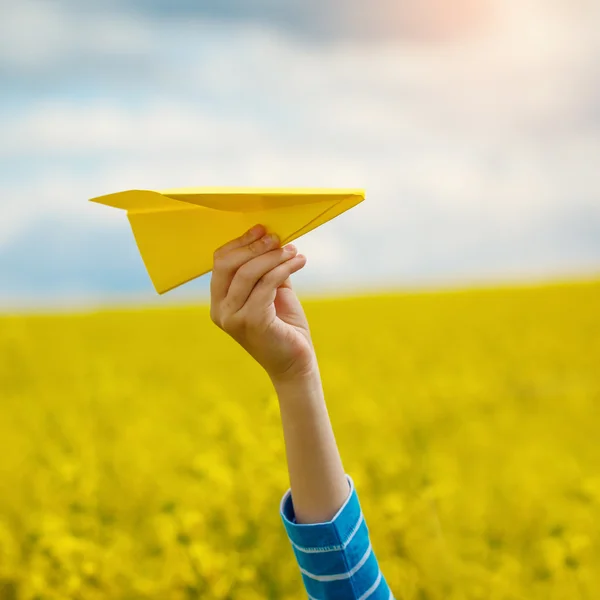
[90,187,365,294]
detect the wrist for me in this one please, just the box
[269,358,321,396]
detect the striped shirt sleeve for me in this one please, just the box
[280,474,393,600]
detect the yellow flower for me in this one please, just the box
[0,280,598,598]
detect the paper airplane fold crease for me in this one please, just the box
[90,187,365,294]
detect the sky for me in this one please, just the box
[1,0,599,307]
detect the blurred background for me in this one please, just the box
[2,3,600,599]
[1,0,599,307]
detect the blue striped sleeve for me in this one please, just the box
[280,474,393,600]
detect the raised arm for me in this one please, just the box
[271,365,349,524]
[210,224,393,599]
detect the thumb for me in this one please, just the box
[274,282,307,329]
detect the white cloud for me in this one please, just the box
[2,102,268,156]
[0,0,599,296]
[0,1,155,70]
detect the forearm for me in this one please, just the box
[275,365,394,599]
[271,362,350,524]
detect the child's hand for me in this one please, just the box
[210,224,316,383]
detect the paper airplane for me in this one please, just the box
[90,187,365,294]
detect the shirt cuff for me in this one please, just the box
[279,474,361,551]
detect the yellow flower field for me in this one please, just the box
[1,280,599,600]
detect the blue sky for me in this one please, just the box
[1,0,599,307]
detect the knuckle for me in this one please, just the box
[213,244,230,261]
[210,306,224,328]
[249,235,273,256]
[235,263,255,283]
[220,312,245,334]
[242,228,256,244]
[218,312,232,331]
[237,306,259,329]
[212,253,228,270]
[248,239,264,255]
[259,269,278,287]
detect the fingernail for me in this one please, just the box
[284,243,296,252]
[267,233,280,245]
[249,224,264,237]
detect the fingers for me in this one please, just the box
[223,244,300,315]
[214,223,266,257]
[211,224,270,303]
[210,223,307,331]
[243,254,307,314]
[278,276,293,291]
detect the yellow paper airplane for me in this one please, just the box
[90,187,365,294]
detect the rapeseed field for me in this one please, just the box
[1,280,599,600]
